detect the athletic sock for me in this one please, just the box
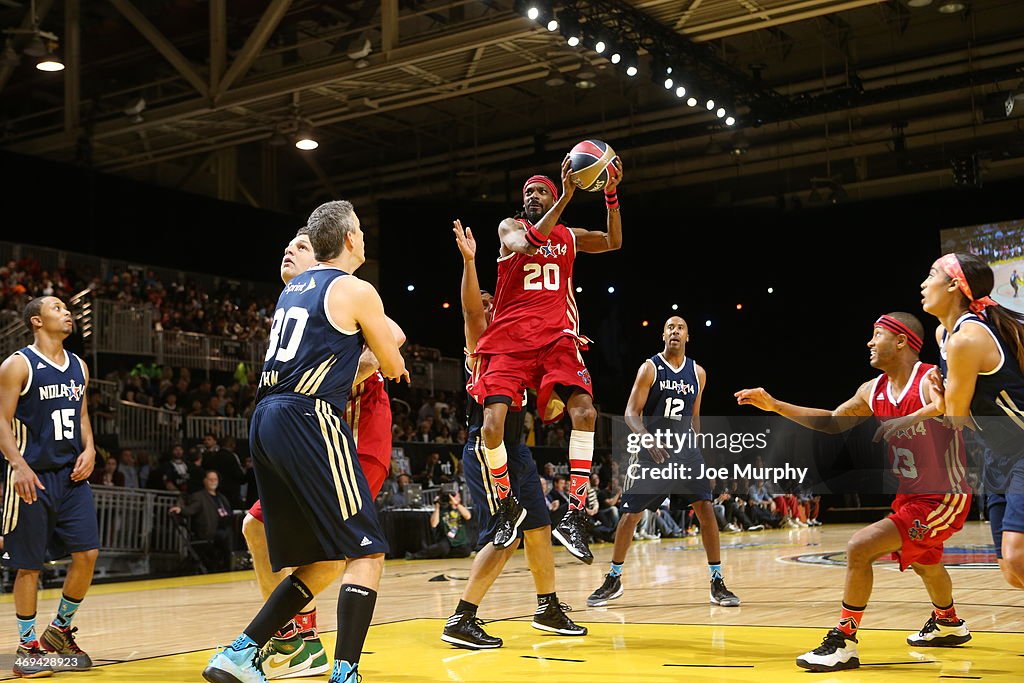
[455,600,478,617]
[567,430,595,510]
[296,608,319,639]
[334,584,377,664]
[17,614,37,647]
[51,594,82,630]
[245,575,315,647]
[708,563,723,581]
[483,443,512,500]
[837,602,866,638]
[933,602,959,623]
[537,592,558,611]
[609,561,624,578]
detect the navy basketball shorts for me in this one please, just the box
[988,458,1024,558]
[250,396,388,571]
[2,465,99,570]
[462,432,549,549]
[619,448,713,514]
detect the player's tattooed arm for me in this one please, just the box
[873,374,946,443]
[498,218,538,257]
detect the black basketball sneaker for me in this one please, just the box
[587,573,624,607]
[491,495,527,548]
[532,602,587,636]
[441,613,503,650]
[552,509,593,565]
[709,578,740,607]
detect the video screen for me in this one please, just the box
[940,219,1024,314]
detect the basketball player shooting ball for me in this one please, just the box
[468,153,623,564]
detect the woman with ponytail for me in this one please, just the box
[921,252,1024,589]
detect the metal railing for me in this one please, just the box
[94,300,154,355]
[155,330,265,374]
[186,415,250,441]
[116,400,181,453]
[0,314,30,360]
[92,485,185,557]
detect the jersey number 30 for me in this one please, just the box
[265,307,310,363]
[523,263,560,291]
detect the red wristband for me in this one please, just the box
[525,225,546,247]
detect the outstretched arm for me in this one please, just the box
[735,382,874,433]
[625,361,671,463]
[454,220,488,352]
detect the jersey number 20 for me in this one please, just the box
[265,307,310,363]
[523,263,559,291]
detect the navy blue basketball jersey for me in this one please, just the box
[940,312,1024,470]
[12,345,87,471]
[642,353,701,433]
[256,266,363,408]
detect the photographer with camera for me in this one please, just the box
[405,486,473,560]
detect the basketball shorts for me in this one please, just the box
[888,493,972,570]
[470,336,592,424]
[2,465,99,570]
[249,395,388,571]
[247,454,389,524]
[619,448,712,513]
[462,429,549,549]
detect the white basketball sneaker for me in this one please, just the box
[906,614,972,647]
[796,628,860,672]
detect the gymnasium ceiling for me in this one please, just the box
[2,0,1023,211]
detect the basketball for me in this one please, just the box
[568,139,618,192]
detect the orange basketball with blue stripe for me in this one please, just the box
[568,139,618,192]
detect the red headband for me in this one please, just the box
[523,175,559,201]
[937,253,998,315]
[874,315,923,353]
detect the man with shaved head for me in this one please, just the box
[587,315,740,609]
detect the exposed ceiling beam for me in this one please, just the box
[0,0,55,93]
[381,0,399,52]
[7,16,534,156]
[216,0,294,97]
[108,0,209,98]
[210,0,227,94]
[64,0,81,135]
[688,0,885,42]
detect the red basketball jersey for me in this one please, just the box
[870,362,969,495]
[474,221,588,355]
[345,370,392,470]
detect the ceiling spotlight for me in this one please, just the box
[675,86,686,98]
[547,19,558,31]
[626,65,638,77]
[594,40,606,53]
[716,107,726,118]
[686,97,697,107]
[664,78,673,89]
[567,35,580,47]
[937,0,966,12]
[294,123,318,150]
[36,47,64,72]
[706,99,715,110]
[610,52,621,64]
[574,77,596,89]
[527,6,540,20]
[407,284,415,292]
[726,116,736,126]
[665,66,673,75]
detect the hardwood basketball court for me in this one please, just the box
[3,523,1022,681]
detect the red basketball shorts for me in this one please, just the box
[888,493,972,570]
[469,335,592,424]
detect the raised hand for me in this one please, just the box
[453,219,476,262]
